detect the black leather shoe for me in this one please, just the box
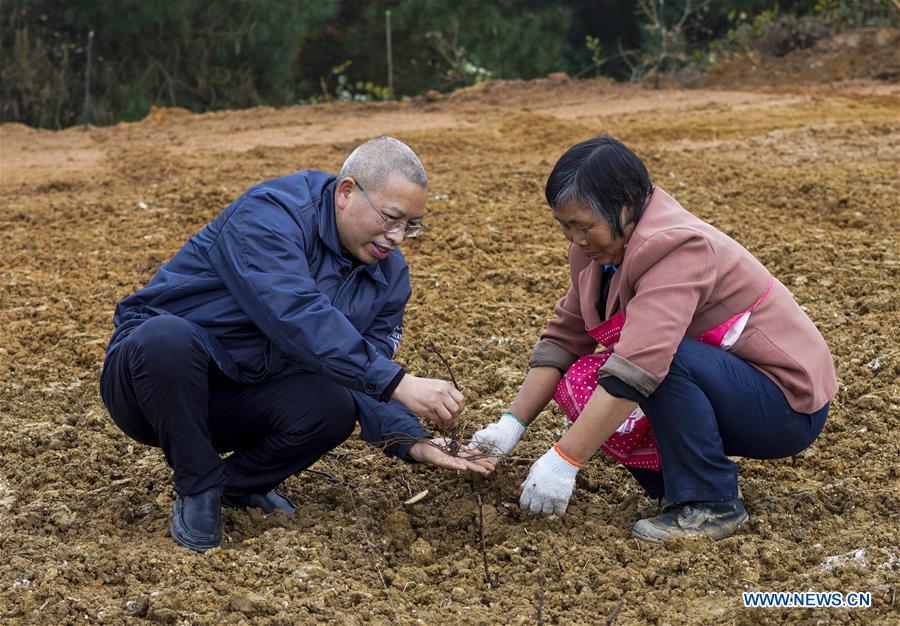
[632,499,748,543]
[223,490,296,515]
[170,488,221,552]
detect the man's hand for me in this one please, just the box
[471,414,526,463]
[392,375,464,429]
[519,445,581,516]
[409,438,496,476]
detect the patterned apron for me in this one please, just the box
[552,278,775,472]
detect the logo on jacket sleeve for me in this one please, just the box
[388,325,403,357]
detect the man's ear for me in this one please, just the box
[335,177,355,209]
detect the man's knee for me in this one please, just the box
[316,385,356,447]
[128,316,207,378]
[278,379,355,448]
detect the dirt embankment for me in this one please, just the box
[701,26,900,92]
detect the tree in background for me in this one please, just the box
[1,0,896,129]
[1,0,339,128]
[310,0,572,96]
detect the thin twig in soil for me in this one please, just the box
[535,556,546,626]
[325,448,350,462]
[425,344,462,455]
[398,345,510,589]
[83,477,132,495]
[348,489,399,624]
[605,596,625,626]
[473,481,500,588]
[399,474,413,498]
[304,468,383,493]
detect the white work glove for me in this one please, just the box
[471,413,526,460]
[519,445,581,516]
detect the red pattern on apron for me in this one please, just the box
[552,278,775,472]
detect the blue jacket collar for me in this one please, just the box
[317,178,388,285]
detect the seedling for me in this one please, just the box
[425,343,500,588]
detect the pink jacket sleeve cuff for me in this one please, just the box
[598,353,661,397]
[528,339,578,372]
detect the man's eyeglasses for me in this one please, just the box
[354,179,426,238]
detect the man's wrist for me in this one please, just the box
[381,367,406,401]
[407,440,425,461]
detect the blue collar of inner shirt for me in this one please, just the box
[319,179,387,285]
[602,263,619,273]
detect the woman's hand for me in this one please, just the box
[519,446,580,516]
[520,388,639,516]
[470,414,526,463]
[409,438,496,476]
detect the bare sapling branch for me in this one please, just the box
[425,344,463,455]
[422,344,502,587]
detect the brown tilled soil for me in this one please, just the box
[1,46,899,625]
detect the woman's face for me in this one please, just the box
[552,200,633,265]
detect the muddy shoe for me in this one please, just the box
[171,488,221,552]
[223,490,296,515]
[632,499,748,543]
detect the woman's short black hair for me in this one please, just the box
[545,135,653,236]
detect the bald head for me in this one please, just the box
[338,136,427,192]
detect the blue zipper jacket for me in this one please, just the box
[108,170,430,457]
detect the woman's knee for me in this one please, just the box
[640,340,708,422]
[747,402,829,459]
[667,338,711,377]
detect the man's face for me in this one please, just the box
[334,172,427,264]
[552,199,632,266]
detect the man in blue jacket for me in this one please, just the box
[101,136,491,551]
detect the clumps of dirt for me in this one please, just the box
[0,64,898,624]
[135,106,195,125]
[415,73,627,112]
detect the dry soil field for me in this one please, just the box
[1,44,899,625]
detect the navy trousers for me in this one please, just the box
[626,338,828,503]
[100,315,356,498]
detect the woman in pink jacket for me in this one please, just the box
[473,135,836,542]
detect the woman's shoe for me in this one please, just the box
[632,499,748,543]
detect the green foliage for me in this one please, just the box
[584,35,603,74]
[1,4,76,128]
[314,60,392,102]
[704,5,784,62]
[699,0,897,65]
[2,0,895,129]
[813,0,898,25]
[1,0,339,128]
[424,29,493,86]
[347,0,573,93]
